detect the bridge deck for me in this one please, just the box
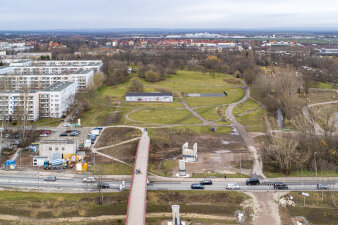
[126,132,150,225]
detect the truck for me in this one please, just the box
[43,159,64,169]
[5,160,16,169]
[84,139,92,149]
[90,129,100,136]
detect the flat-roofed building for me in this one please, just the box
[39,139,77,161]
[125,92,173,102]
[0,69,94,92]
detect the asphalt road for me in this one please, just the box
[0,174,336,192]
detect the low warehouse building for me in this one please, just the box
[39,139,77,160]
[125,92,173,102]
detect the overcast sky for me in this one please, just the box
[1,0,338,30]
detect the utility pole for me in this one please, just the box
[314,152,318,176]
[37,166,40,192]
[240,153,242,177]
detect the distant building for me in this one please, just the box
[39,139,77,160]
[318,48,338,56]
[17,52,52,59]
[125,92,173,102]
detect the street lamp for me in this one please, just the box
[314,152,318,176]
[240,153,242,177]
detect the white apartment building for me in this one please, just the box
[0,82,75,121]
[30,60,103,72]
[39,139,77,161]
[0,90,40,121]
[0,69,94,92]
[39,82,76,118]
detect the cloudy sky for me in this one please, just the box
[0,0,338,30]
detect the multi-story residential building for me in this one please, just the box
[0,89,40,121]
[0,69,94,92]
[39,82,76,118]
[30,60,103,72]
[0,82,75,121]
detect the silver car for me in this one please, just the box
[44,176,56,181]
[83,177,96,183]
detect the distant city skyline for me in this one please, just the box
[0,0,338,30]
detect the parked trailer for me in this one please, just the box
[43,159,64,169]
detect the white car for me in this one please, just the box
[226,183,240,190]
[40,133,48,137]
[63,123,70,127]
[83,177,96,183]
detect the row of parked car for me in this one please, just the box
[60,130,81,137]
[191,178,330,190]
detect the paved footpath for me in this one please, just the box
[126,131,150,225]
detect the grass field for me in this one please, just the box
[89,162,133,175]
[280,191,338,225]
[194,105,227,121]
[30,118,62,127]
[233,99,260,116]
[79,70,244,126]
[0,190,250,223]
[264,169,338,178]
[310,82,338,90]
[237,108,265,133]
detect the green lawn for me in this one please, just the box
[30,118,62,127]
[149,159,177,177]
[237,108,266,133]
[194,106,226,121]
[233,99,260,116]
[192,172,249,178]
[310,82,338,90]
[128,108,202,124]
[154,125,233,135]
[264,169,338,178]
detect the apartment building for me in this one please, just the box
[39,82,76,118]
[0,90,40,121]
[0,69,94,92]
[0,82,75,121]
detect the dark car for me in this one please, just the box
[97,182,109,189]
[70,132,78,136]
[191,183,205,189]
[67,118,73,122]
[317,184,329,190]
[14,134,20,139]
[273,182,288,190]
[246,178,260,185]
[60,132,68,136]
[199,179,213,185]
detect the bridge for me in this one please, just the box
[125,131,150,225]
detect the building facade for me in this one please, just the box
[125,92,173,102]
[39,139,77,161]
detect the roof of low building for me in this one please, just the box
[40,139,74,144]
[126,92,172,97]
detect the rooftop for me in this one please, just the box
[41,81,74,92]
[40,139,74,144]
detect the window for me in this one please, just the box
[55,147,59,151]
[62,147,65,151]
[49,147,52,151]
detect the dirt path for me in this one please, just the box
[247,191,282,225]
[0,212,236,223]
[225,79,265,178]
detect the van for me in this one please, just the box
[246,178,260,185]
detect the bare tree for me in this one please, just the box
[130,78,143,92]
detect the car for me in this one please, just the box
[97,182,109,188]
[44,176,56,181]
[199,179,213,185]
[63,123,70,127]
[14,134,20,139]
[191,183,205,189]
[94,127,103,130]
[246,178,260,185]
[59,132,68,136]
[42,130,51,135]
[317,184,329,190]
[40,133,48,137]
[226,183,240,190]
[5,134,11,138]
[70,132,78,136]
[83,177,96,183]
[67,118,73,122]
[13,140,21,145]
[273,182,288,190]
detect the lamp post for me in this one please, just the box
[240,153,242,177]
[314,152,318,176]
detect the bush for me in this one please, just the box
[145,70,161,82]
[130,78,143,92]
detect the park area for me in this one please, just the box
[77,70,246,127]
